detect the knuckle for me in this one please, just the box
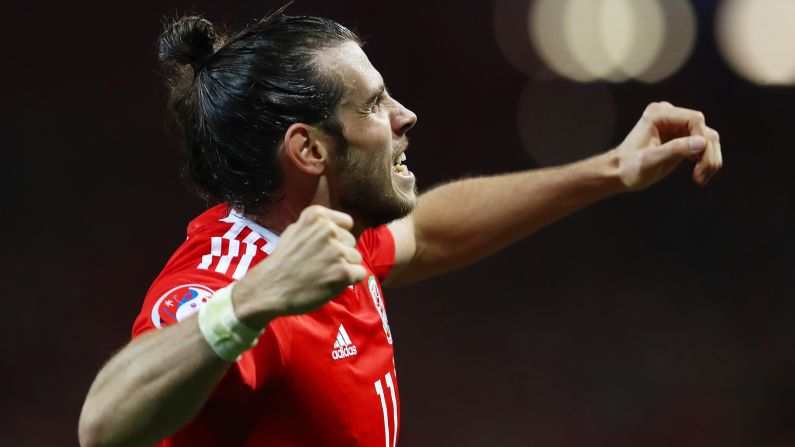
[695,111,705,123]
[311,219,332,237]
[339,233,352,246]
[329,263,346,281]
[323,222,337,238]
[348,267,363,283]
[346,266,361,282]
[302,206,320,220]
[643,102,666,121]
[638,151,652,165]
[324,223,335,238]
[340,265,355,282]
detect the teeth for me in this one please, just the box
[393,152,407,166]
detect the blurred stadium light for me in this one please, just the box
[496,0,698,83]
[636,0,697,83]
[716,0,795,85]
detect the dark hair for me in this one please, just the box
[158,12,360,211]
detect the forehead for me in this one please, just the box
[318,41,383,104]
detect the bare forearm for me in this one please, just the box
[407,151,623,280]
[79,317,230,447]
[79,206,366,447]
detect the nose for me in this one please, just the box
[391,98,417,137]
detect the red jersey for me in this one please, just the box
[132,204,400,446]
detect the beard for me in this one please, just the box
[329,139,417,229]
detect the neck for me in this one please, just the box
[244,176,367,239]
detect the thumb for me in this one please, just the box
[645,135,706,166]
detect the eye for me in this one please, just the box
[370,95,384,111]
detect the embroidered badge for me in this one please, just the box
[150,284,215,328]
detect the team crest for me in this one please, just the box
[151,284,215,328]
[368,275,393,344]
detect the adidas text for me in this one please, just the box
[332,345,358,360]
[331,324,358,360]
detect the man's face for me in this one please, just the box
[320,41,418,228]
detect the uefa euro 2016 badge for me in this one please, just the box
[367,275,393,344]
[150,284,215,328]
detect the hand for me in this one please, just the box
[233,206,367,326]
[612,102,723,191]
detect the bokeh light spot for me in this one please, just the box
[530,0,596,82]
[637,0,697,83]
[525,0,695,83]
[717,0,795,85]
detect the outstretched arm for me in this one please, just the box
[385,102,722,286]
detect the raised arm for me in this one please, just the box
[385,102,722,286]
[78,207,365,447]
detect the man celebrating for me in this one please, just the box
[78,11,722,447]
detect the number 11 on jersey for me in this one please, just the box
[374,371,397,447]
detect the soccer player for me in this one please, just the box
[78,12,722,447]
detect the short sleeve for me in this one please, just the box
[356,225,396,282]
[132,269,233,338]
[131,269,285,390]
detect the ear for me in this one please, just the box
[282,123,329,176]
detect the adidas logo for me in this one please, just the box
[331,324,358,360]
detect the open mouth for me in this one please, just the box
[392,151,410,176]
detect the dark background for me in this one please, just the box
[4,0,794,445]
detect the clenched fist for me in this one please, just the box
[232,205,367,328]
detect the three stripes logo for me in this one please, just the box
[331,324,358,360]
[197,217,277,280]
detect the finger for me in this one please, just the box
[298,204,324,224]
[329,223,357,247]
[642,102,709,137]
[318,208,354,230]
[694,128,723,185]
[345,264,368,284]
[643,135,706,166]
[299,205,354,230]
[332,239,363,265]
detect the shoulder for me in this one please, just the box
[356,225,396,282]
[162,205,279,279]
[132,205,278,337]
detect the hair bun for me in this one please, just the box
[158,16,217,71]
